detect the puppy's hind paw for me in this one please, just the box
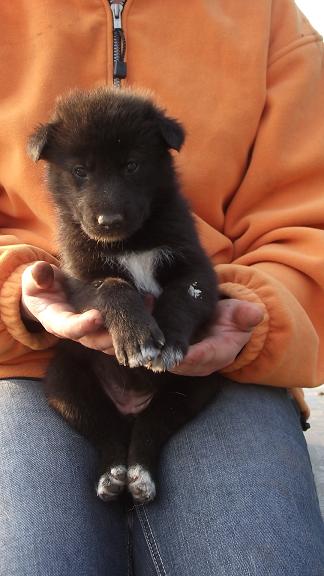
[127,464,156,503]
[96,464,127,501]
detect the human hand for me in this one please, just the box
[21,261,115,353]
[170,298,264,377]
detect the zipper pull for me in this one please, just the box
[110,2,124,30]
[114,42,127,80]
[110,2,127,83]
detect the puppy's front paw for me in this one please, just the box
[96,464,127,501]
[127,464,156,503]
[149,344,185,372]
[113,317,165,369]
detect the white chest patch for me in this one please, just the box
[117,248,172,297]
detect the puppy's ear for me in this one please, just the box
[158,114,185,152]
[27,122,58,162]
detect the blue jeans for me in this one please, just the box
[0,378,323,576]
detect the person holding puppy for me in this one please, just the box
[1,1,324,575]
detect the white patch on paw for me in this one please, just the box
[141,345,161,361]
[127,464,156,503]
[128,345,161,368]
[96,465,127,501]
[150,346,184,372]
[110,465,127,481]
[188,281,202,299]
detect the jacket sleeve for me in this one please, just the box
[0,232,59,361]
[210,4,324,390]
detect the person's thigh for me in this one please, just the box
[0,379,127,576]
[132,381,324,576]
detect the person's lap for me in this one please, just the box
[133,382,324,575]
[0,378,323,576]
[0,378,128,576]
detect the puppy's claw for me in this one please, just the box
[128,345,161,368]
[150,346,185,372]
[115,348,128,367]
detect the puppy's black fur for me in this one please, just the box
[28,87,222,503]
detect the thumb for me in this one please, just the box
[23,261,64,296]
[30,261,56,290]
[232,301,264,332]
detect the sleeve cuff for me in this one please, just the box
[215,264,319,388]
[218,280,269,373]
[0,248,59,350]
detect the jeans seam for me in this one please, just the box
[136,505,167,576]
[127,505,135,576]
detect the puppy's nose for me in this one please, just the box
[97,213,124,229]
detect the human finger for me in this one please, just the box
[38,307,104,340]
[78,328,115,354]
[231,301,264,332]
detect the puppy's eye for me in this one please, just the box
[72,165,88,179]
[125,161,139,174]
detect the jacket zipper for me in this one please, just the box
[109,1,127,87]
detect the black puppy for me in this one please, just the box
[28,87,221,503]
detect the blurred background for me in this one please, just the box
[294,0,324,518]
[296,0,324,36]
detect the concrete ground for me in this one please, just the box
[304,385,324,517]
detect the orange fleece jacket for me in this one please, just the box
[0,0,323,417]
